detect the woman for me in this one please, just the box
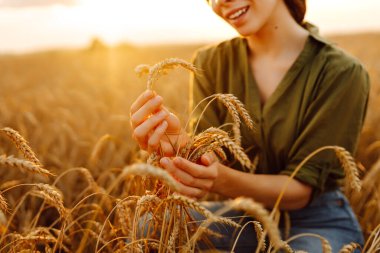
[130,0,369,252]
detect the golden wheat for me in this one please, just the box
[0,155,53,176]
[0,194,8,212]
[334,146,362,192]
[338,242,360,253]
[135,58,198,90]
[216,93,256,131]
[0,127,42,166]
[0,38,379,252]
[228,197,283,249]
[167,194,240,228]
[252,221,266,252]
[122,163,181,192]
[33,184,66,217]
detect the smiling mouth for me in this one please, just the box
[227,6,250,20]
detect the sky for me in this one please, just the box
[0,0,380,53]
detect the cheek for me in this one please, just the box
[211,3,222,17]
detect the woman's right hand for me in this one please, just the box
[130,90,184,156]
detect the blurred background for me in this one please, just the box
[0,0,380,53]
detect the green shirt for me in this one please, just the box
[190,26,370,197]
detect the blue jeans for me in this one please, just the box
[191,190,364,253]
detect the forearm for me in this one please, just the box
[213,163,312,210]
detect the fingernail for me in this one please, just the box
[173,157,182,165]
[160,157,169,166]
[157,110,168,117]
[154,96,163,103]
[144,90,154,98]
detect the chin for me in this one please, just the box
[234,25,260,37]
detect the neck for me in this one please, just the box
[246,3,308,58]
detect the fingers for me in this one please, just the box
[130,95,163,128]
[176,183,206,199]
[200,152,217,166]
[147,120,168,153]
[173,157,217,179]
[164,110,182,133]
[160,157,213,192]
[130,90,155,115]
[133,109,168,144]
[160,141,177,157]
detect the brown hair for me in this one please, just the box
[284,0,306,24]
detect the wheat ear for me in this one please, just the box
[0,155,53,176]
[338,242,361,253]
[228,197,283,249]
[252,221,266,252]
[33,184,66,217]
[0,127,42,166]
[215,94,242,145]
[116,199,134,235]
[0,194,8,212]
[216,94,256,131]
[135,58,197,90]
[122,163,181,191]
[167,194,240,228]
[334,146,361,192]
[321,238,332,253]
[213,134,253,171]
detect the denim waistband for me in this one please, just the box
[307,189,347,208]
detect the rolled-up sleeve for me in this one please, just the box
[280,62,370,195]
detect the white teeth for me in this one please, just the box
[228,7,248,20]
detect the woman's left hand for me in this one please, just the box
[159,153,219,199]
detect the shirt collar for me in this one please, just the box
[303,22,333,45]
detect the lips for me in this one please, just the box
[226,6,249,20]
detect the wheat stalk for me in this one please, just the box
[228,197,283,249]
[338,242,360,253]
[134,64,150,77]
[334,146,362,192]
[32,184,66,217]
[252,221,266,252]
[135,58,198,90]
[122,163,181,192]
[286,233,333,253]
[116,199,134,235]
[215,94,242,145]
[136,194,161,209]
[89,134,113,166]
[281,242,295,253]
[78,167,102,192]
[0,194,8,212]
[147,151,161,167]
[0,127,42,166]
[321,237,332,253]
[167,216,179,252]
[216,94,256,132]
[190,131,254,171]
[167,194,240,228]
[213,134,253,171]
[188,142,222,162]
[0,155,53,176]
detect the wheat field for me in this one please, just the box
[0,34,379,252]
